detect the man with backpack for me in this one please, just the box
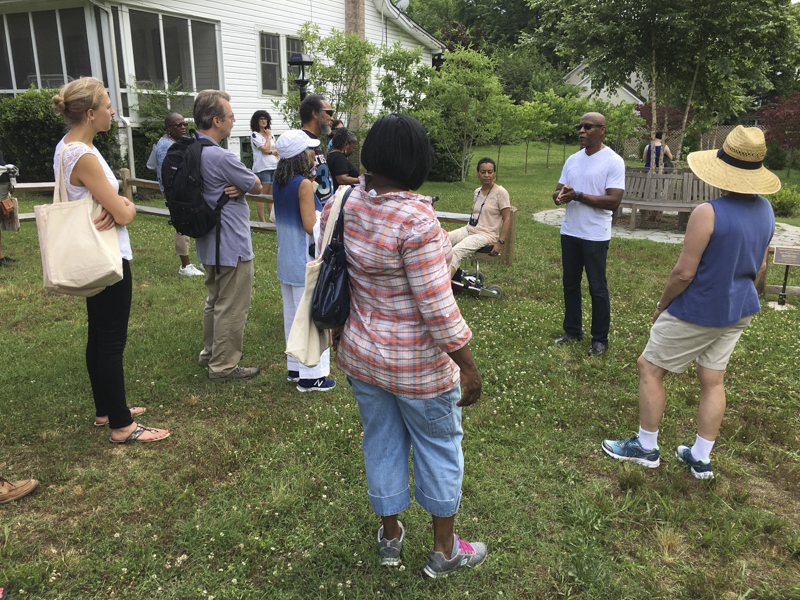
[185,90,262,382]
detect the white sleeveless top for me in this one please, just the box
[54,137,132,260]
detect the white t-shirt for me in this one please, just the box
[54,138,133,260]
[251,131,277,172]
[558,146,626,241]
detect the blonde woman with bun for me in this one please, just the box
[52,77,169,444]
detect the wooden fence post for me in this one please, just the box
[120,168,132,201]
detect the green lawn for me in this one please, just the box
[1,141,798,599]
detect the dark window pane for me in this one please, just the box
[94,7,109,85]
[162,16,192,90]
[59,8,92,82]
[112,7,126,87]
[239,136,253,169]
[260,33,279,94]
[191,21,218,90]
[287,37,303,91]
[121,91,129,117]
[7,13,36,90]
[32,11,63,87]
[0,18,13,89]
[129,10,163,89]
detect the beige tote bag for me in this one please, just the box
[34,143,123,297]
[285,186,349,367]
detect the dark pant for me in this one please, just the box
[561,234,610,344]
[85,259,133,430]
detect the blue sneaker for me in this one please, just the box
[287,370,300,382]
[296,377,336,393]
[601,435,660,468]
[675,445,714,480]
[377,520,404,566]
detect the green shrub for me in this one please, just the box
[767,184,800,217]
[427,140,461,183]
[0,87,124,182]
[764,144,788,171]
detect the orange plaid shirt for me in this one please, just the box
[319,179,471,399]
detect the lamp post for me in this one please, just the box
[288,53,314,101]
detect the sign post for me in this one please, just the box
[773,247,800,306]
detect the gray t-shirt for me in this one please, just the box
[194,132,258,267]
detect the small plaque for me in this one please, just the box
[774,246,800,266]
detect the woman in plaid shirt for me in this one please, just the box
[319,114,487,578]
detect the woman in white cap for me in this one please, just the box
[273,130,335,392]
[602,125,777,480]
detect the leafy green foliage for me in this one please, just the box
[603,101,646,156]
[494,45,577,104]
[274,24,377,132]
[519,99,554,173]
[765,144,789,171]
[375,41,433,115]
[760,92,800,176]
[0,88,123,182]
[767,184,800,217]
[129,78,194,146]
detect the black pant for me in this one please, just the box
[85,259,133,429]
[561,235,610,344]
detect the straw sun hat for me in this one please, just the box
[687,125,781,195]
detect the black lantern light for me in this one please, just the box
[288,53,314,101]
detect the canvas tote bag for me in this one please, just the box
[34,143,123,297]
[285,185,350,367]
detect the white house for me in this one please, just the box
[0,0,444,175]
[563,64,646,106]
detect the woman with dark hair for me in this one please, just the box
[272,130,336,393]
[643,131,673,168]
[446,157,511,278]
[327,127,359,192]
[319,113,486,578]
[250,110,277,222]
[326,119,344,154]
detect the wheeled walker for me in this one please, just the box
[450,247,503,300]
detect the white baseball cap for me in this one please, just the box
[275,129,320,159]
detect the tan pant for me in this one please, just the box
[448,227,492,270]
[199,259,254,376]
[175,232,190,256]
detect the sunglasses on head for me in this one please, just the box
[576,123,604,132]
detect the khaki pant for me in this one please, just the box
[199,259,254,376]
[448,227,492,270]
[175,232,190,256]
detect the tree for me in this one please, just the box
[494,45,578,104]
[759,92,800,177]
[438,20,494,56]
[489,96,521,179]
[375,41,433,115]
[604,102,645,158]
[534,90,587,168]
[406,0,466,39]
[412,48,503,183]
[274,23,377,131]
[130,78,194,146]
[518,99,554,173]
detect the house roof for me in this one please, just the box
[371,0,445,52]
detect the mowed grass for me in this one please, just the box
[1,141,799,599]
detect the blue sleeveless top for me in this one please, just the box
[273,174,322,286]
[644,144,662,168]
[669,195,775,327]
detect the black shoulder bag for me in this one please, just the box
[311,187,353,329]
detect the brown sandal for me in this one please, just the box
[109,424,169,444]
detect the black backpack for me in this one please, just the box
[161,132,230,273]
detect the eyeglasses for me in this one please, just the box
[322,109,334,116]
[575,123,604,131]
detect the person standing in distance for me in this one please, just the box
[552,112,625,356]
[299,94,334,206]
[249,110,277,222]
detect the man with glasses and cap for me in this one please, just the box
[148,112,204,277]
[299,94,335,206]
[552,112,625,356]
[602,126,777,480]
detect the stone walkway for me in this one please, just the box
[533,209,800,246]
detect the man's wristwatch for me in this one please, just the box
[498,240,505,244]
[575,191,584,203]
[657,301,663,309]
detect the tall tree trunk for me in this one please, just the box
[660,74,671,175]
[675,48,705,163]
[649,39,658,175]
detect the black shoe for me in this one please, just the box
[553,333,582,344]
[588,341,609,356]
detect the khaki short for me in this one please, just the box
[642,310,752,373]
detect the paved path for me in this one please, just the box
[533,209,800,246]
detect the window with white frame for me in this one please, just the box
[0,8,93,93]
[286,37,303,92]
[260,33,280,95]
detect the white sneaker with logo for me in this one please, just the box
[179,264,205,277]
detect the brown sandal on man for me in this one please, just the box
[109,424,170,444]
[94,407,146,427]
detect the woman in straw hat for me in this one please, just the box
[601,125,777,480]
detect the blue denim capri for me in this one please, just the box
[348,376,464,518]
[255,169,275,184]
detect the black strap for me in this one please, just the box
[716,147,762,170]
[332,187,353,244]
[214,194,230,274]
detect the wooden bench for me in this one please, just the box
[17,172,518,266]
[616,168,719,231]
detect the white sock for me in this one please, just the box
[691,434,714,462]
[638,426,658,450]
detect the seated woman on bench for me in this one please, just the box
[448,157,511,278]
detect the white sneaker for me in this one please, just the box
[179,264,204,277]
